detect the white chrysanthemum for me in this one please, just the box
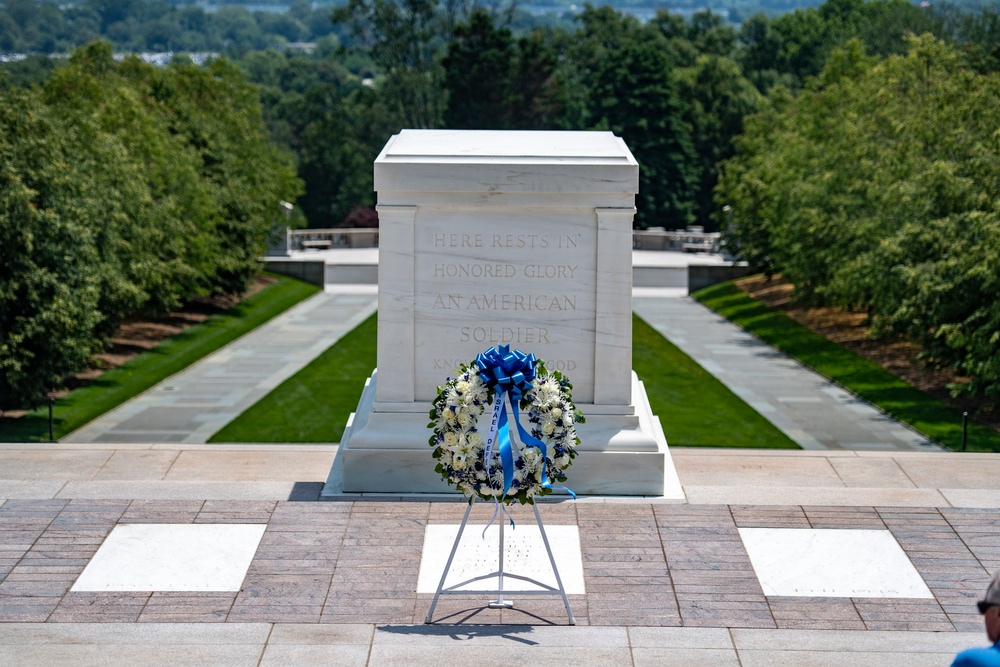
[537,381,560,403]
[470,379,488,400]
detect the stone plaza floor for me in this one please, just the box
[1,443,998,665]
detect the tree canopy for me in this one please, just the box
[718,35,1000,407]
[0,41,300,410]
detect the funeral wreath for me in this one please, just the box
[428,346,584,505]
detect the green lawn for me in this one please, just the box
[209,313,378,443]
[693,280,1000,452]
[633,313,799,448]
[0,274,320,443]
[213,311,799,448]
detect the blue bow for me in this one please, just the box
[475,344,536,401]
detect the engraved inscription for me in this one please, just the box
[432,294,577,311]
[459,326,550,344]
[434,233,484,248]
[432,263,578,280]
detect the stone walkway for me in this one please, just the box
[1,444,998,665]
[62,286,377,445]
[633,292,941,452]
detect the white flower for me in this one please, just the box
[551,407,562,419]
[457,411,471,428]
[468,432,483,448]
[536,382,560,405]
[542,421,555,435]
[443,431,458,448]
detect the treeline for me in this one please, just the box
[7,0,1000,231]
[243,0,1000,230]
[0,0,345,55]
[0,41,300,410]
[718,35,1000,408]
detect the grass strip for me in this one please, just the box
[633,313,799,448]
[214,311,798,448]
[208,312,377,443]
[692,280,1000,452]
[0,274,321,443]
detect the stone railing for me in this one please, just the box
[284,227,718,253]
[288,228,380,251]
[632,229,721,253]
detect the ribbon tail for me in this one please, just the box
[498,406,515,501]
[510,401,576,499]
[483,500,500,540]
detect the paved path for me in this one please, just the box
[64,277,943,452]
[633,292,942,452]
[62,286,377,445]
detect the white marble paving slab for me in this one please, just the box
[738,528,933,598]
[72,524,266,592]
[417,524,585,594]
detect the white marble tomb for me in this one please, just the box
[325,130,681,497]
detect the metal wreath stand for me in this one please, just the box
[425,394,576,625]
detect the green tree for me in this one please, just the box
[442,10,517,128]
[442,10,564,130]
[334,0,446,128]
[677,54,763,230]
[0,86,109,409]
[1,41,301,409]
[719,35,1000,406]
[590,39,698,229]
[296,85,375,227]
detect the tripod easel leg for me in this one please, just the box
[425,501,474,623]
[533,503,576,625]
